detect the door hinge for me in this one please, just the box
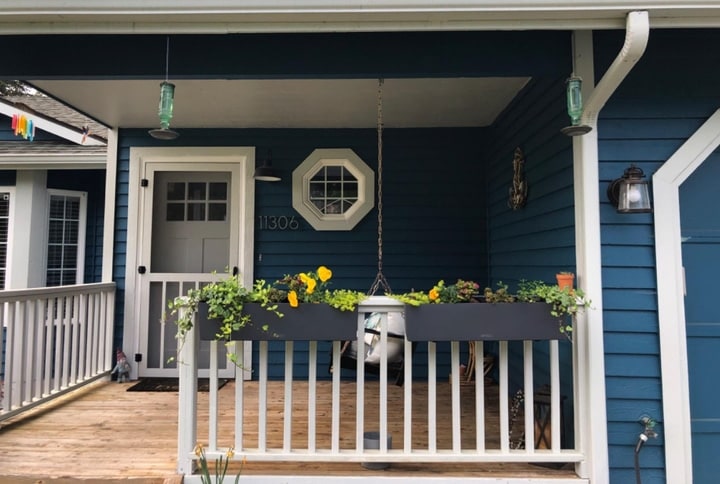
[138,266,146,274]
[141,178,149,187]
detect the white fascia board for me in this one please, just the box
[0,100,106,147]
[0,155,107,169]
[1,1,720,32]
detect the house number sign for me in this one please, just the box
[257,215,300,230]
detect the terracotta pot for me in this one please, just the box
[556,273,575,290]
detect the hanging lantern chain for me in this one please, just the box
[368,78,392,296]
[164,36,170,82]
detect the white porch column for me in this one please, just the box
[9,170,47,289]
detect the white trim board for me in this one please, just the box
[653,108,720,484]
[0,98,106,146]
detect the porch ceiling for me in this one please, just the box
[29,77,530,130]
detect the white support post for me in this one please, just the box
[177,310,199,475]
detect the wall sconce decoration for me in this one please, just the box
[607,165,652,213]
[560,76,592,137]
[149,37,179,140]
[253,150,281,182]
[508,147,528,210]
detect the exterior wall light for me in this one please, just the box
[254,150,281,182]
[607,165,652,213]
[561,76,592,136]
[149,37,179,140]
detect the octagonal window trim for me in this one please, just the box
[292,148,374,231]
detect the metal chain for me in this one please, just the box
[368,78,392,295]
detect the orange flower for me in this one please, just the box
[318,266,332,282]
[305,277,317,294]
[288,290,299,307]
[429,288,440,301]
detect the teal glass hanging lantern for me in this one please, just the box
[561,75,592,136]
[149,37,179,140]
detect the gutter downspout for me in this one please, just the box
[571,10,649,482]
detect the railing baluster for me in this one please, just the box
[428,341,437,453]
[258,340,268,452]
[234,341,244,451]
[209,340,219,450]
[450,340,461,452]
[330,340,341,454]
[498,340,509,451]
[379,312,388,453]
[475,341,485,452]
[550,339,561,452]
[355,311,365,453]
[403,338,413,453]
[308,340,317,453]
[523,341,535,453]
[283,341,294,452]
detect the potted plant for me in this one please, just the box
[240,266,367,341]
[169,266,367,344]
[555,272,575,291]
[394,279,590,342]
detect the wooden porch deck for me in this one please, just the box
[0,377,578,481]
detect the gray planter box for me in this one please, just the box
[197,302,359,341]
[403,302,562,342]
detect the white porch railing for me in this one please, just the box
[178,296,588,477]
[0,282,116,421]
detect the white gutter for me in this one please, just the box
[0,1,720,33]
[571,10,649,482]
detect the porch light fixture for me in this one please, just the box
[254,150,281,182]
[607,165,652,213]
[148,37,179,140]
[560,76,592,137]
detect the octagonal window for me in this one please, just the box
[292,149,374,231]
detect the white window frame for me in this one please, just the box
[45,189,87,286]
[292,148,374,231]
[0,188,14,290]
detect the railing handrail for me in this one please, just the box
[0,282,116,301]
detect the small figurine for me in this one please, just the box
[111,349,131,383]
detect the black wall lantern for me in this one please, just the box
[253,150,281,182]
[561,76,592,137]
[607,165,652,213]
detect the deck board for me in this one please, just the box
[0,378,578,480]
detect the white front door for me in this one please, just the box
[126,147,255,378]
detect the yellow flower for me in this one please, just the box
[429,288,440,301]
[288,290,299,307]
[318,266,332,282]
[226,446,235,459]
[306,277,317,294]
[194,444,203,457]
[299,273,311,284]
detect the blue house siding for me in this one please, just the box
[595,29,720,483]
[483,74,577,444]
[114,127,489,378]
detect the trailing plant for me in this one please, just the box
[483,282,516,303]
[516,279,591,334]
[390,279,481,306]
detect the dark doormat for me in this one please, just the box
[126,377,228,392]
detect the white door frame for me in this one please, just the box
[653,108,720,484]
[123,146,256,379]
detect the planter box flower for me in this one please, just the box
[403,302,562,342]
[197,302,359,341]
